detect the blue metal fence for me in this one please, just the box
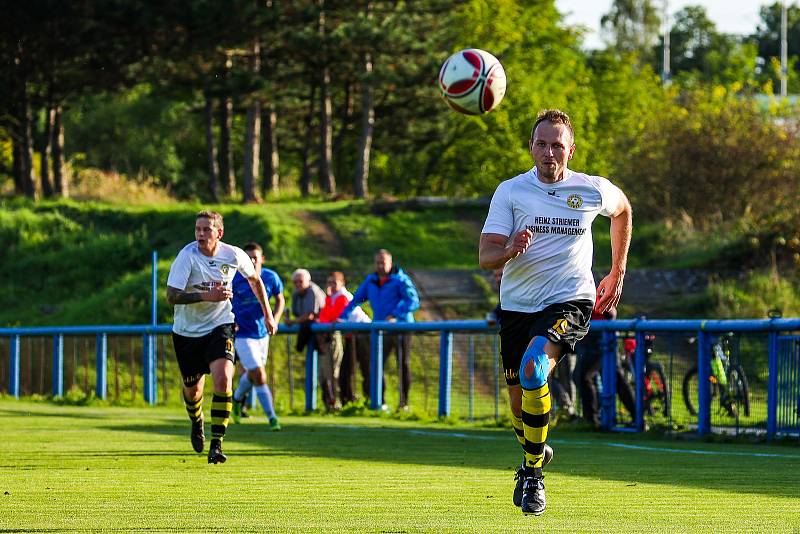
[2,318,799,439]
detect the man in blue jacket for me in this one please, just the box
[341,249,420,409]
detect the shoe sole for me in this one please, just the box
[522,509,545,516]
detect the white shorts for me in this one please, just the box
[234,336,271,371]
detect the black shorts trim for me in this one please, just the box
[172,323,235,387]
[498,300,592,386]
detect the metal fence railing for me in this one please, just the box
[1,318,799,440]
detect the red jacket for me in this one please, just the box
[318,289,352,323]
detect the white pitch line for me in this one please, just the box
[400,429,800,459]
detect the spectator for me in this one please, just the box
[317,271,370,409]
[341,249,420,409]
[286,269,326,354]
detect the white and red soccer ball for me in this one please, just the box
[438,48,507,115]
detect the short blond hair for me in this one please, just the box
[530,109,574,142]
[196,210,224,230]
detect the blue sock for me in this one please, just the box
[234,374,252,403]
[254,383,276,419]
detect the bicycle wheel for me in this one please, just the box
[682,366,699,416]
[645,363,670,418]
[727,364,751,418]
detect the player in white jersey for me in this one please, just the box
[167,210,277,464]
[479,109,632,516]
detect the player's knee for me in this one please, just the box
[508,386,523,417]
[519,336,549,390]
[249,367,266,385]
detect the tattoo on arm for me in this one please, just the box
[167,286,204,305]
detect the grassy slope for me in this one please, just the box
[1,399,798,532]
[1,198,746,326]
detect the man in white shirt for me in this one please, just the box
[479,109,632,516]
[167,210,277,464]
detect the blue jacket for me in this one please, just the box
[342,266,420,322]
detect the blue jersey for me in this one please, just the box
[231,268,284,339]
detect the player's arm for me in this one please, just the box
[595,191,633,313]
[272,293,286,325]
[247,275,278,335]
[166,285,230,304]
[479,230,533,270]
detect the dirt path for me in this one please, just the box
[292,210,345,260]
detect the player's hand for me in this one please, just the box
[594,271,624,314]
[265,316,278,336]
[385,315,396,323]
[203,283,232,302]
[506,229,533,261]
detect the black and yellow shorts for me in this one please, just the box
[499,300,592,386]
[172,323,235,387]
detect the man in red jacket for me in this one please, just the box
[317,271,370,409]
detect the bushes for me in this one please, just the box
[615,86,800,229]
[707,271,800,318]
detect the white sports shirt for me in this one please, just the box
[482,167,622,313]
[167,241,256,337]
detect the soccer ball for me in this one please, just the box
[438,48,507,115]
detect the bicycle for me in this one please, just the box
[618,334,671,419]
[682,333,751,418]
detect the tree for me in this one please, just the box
[651,6,759,87]
[615,87,800,227]
[750,2,800,92]
[601,0,661,60]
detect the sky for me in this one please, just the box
[555,0,768,49]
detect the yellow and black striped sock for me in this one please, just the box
[211,391,233,441]
[511,413,525,447]
[521,383,551,471]
[184,394,203,423]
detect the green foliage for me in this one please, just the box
[64,85,201,194]
[615,86,800,228]
[323,203,486,269]
[423,0,599,196]
[0,200,327,325]
[708,271,800,319]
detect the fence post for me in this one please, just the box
[151,250,158,326]
[52,334,64,398]
[438,331,453,418]
[304,339,318,412]
[142,334,157,405]
[766,331,779,441]
[493,336,500,422]
[467,334,475,421]
[600,330,617,430]
[696,330,711,436]
[370,330,383,410]
[9,335,20,398]
[634,329,646,432]
[96,333,107,400]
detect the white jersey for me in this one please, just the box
[482,167,622,313]
[167,241,256,337]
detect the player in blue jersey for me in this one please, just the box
[230,242,285,430]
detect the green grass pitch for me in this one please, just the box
[1,399,799,532]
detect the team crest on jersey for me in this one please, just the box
[547,318,569,340]
[566,194,583,209]
[220,264,230,276]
